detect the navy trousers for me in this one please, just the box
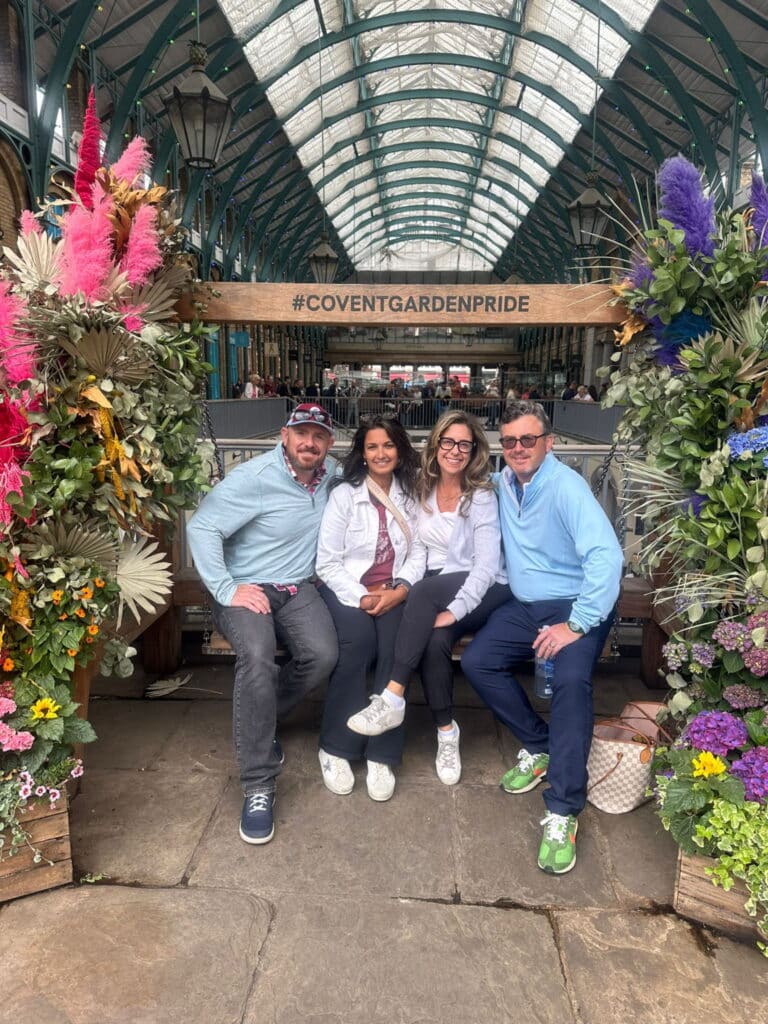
[461,597,614,816]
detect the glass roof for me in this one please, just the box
[219,0,661,272]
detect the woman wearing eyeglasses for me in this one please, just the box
[315,417,426,801]
[346,410,509,785]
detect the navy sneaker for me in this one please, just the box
[273,737,285,765]
[239,791,275,845]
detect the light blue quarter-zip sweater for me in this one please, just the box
[187,443,338,606]
[495,452,623,632]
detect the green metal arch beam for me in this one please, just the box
[105,0,191,161]
[336,201,513,254]
[33,0,94,197]
[265,205,323,280]
[346,211,506,257]
[335,191,519,241]
[686,0,768,173]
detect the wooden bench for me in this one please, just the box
[141,570,668,687]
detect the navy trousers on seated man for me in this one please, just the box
[462,400,622,875]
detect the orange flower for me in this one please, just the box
[74,608,86,619]
[2,658,14,672]
[67,648,79,657]
[58,613,69,620]
[51,590,64,605]
[94,578,106,588]
[85,637,94,644]
[3,569,12,582]
[79,587,93,600]
[87,624,99,636]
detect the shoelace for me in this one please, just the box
[359,695,388,722]
[369,761,390,782]
[246,792,271,814]
[517,749,538,772]
[540,813,569,842]
[437,740,459,767]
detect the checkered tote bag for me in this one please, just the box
[586,701,667,814]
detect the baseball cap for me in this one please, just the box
[284,403,334,434]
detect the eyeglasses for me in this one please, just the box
[438,437,475,454]
[500,433,549,450]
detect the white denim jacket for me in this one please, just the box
[419,486,508,622]
[316,479,427,608]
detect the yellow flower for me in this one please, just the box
[94,578,106,588]
[692,752,727,778]
[67,648,79,657]
[79,587,93,600]
[2,658,14,672]
[87,624,99,636]
[51,590,64,605]
[30,697,62,720]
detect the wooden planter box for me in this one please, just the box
[674,849,762,943]
[0,794,72,902]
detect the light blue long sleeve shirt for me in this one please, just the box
[186,443,338,606]
[495,452,623,632]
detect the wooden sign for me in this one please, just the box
[177,282,623,327]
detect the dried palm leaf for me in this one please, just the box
[122,277,181,322]
[22,521,119,573]
[57,326,151,383]
[115,535,173,628]
[3,232,61,295]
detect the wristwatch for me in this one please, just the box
[393,577,411,592]
[567,620,585,635]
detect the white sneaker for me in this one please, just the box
[435,722,461,785]
[318,749,354,795]
[366,760,396,801]
[347,694,405,736]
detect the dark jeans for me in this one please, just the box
[213,582,338,794]
[391,573,512,726]
[461,597,614,816]
[318,584,406,766]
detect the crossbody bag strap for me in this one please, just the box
[365,475,412,556]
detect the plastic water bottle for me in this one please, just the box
[534,627,554,700]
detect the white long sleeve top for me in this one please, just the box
[316,479,427,608]
[418,486,508,622]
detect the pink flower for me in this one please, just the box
[58,201,114,300]
[0,281,37,387]
[110,137,150,187]
[19,784,32,799]
[70,762,84,779]
[120,204,162,287]
[34,785,46,797]
[74,87,102,210]
[48,788,61,805]
[18,210,41,236]
[0,696,17,717]
[0,721,34,752]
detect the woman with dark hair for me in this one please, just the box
[315,417,426,801]
[346,410,509,785]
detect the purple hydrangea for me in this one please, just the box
[685,710,749,756]
[744,647,768,678]
[663,641,688,671]
[658,155,716,258]
[747,610,768,632]
[726,426,768,460]
[712,620,752,652]
[681,492,708,518]
[690,642,716,669]
[730,746,768,803]
[723,684,765,710]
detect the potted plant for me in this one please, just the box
[605,155,768,948]
[0,88,212,894]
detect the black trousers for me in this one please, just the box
[318,584,406,765]
[390,573,511,726]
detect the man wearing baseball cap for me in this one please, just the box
[187,404,338,845]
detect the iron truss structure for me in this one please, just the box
[2,0,767,282]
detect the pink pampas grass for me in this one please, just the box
[120,204,162,286]
[74,87,103,210]
[110,137,151,187]
[59,202,114,300]
[18,210,41,236]
[0,282,37,387]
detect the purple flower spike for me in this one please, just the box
[658,155,716,258]
[750,173,768,250]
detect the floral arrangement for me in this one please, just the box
[0,88,212,861]
[605,154,768,942]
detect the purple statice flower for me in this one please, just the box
[690,642,716,669]
[723,683,765,710]
[653,311,712,366]
[730,746,768,803]
[630,250,654,291]
[663,641,688,671]
[726,426,768,460]
[750,172,768,251]
[685,710,749,756]
[713,620,752,652]
[744,647,768,678]
[658,155,716,258]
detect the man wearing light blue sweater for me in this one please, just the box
[187,404,338,846]
[462,401,622,875]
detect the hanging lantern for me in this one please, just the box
[163,41,233,170]
[567,172,611,251]
[308,231,339,284]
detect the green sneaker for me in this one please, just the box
[499,749,549,794]
[537,813,578,874]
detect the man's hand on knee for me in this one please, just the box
[532,622,582,659]
[230,584,271,614]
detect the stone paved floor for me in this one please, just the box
[1,654,767,1024]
